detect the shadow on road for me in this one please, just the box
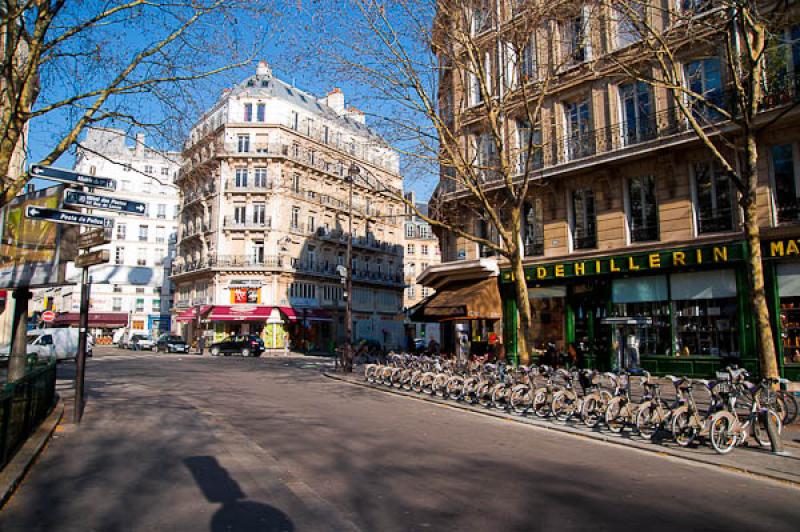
[184,456,293,532]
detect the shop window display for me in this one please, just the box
[673,298,738,357]
[779,297,800,364]
[611,301,671,355]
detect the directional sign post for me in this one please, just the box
[74,249,110,268]
[30,165,116,190]
[78,227,112,250]
[64,190,146,215]
[25,206,113,228]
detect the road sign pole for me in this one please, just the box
[73,267,91,424]
[7,288,32,382]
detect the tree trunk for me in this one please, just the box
[511,254,533,366]
[742,132,779,379]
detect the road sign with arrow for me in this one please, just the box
[30,165,116,190]
[64,190,146,215]
[25,206,113,228]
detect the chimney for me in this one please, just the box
[256,60,272,78]
[135,132,145,158]
[345,106,366,125]
[321,88,345,115]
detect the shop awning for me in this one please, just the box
[302,308,332,322]
[175,306,211,322]
[278,306,298,321]
[207,306,273,321]
[52,312,129,328]
[410,278,502,322]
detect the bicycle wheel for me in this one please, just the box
[411,372,424,393]
[477,383,492,407]
[671,406,697,447]
[780,391,798,425]
[605,397,627,434]
[752,409,783,448]
[491,385,509,409]
[446,376,464,399]
[510,386,531,414]
[551,390,575,422]
[636,401,661,439]
[532,388,550,418]
[421,373,435,395]
[581,394,604,428]
[709,411,739,455]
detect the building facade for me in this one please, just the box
[420,1,800,379]
[403,193,441,347]
[172,62,405,352]
[36,128,181,339]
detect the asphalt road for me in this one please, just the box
[1,347,799,531]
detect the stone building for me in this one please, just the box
[172,62,405,352]
[417,1,800,378]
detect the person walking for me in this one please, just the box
[198,335,205,357]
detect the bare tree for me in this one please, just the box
[601,0,799,380]
[303,0,600,364]
[0,0,276,206]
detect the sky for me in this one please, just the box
[25,1,438,201]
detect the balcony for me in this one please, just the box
[223,216,272,230]
[630,224,660,243]
[225,179,273,193]
[572,234,597,250]
[524,237,544,257]
[776,198,800,224]
[696,211,735,234]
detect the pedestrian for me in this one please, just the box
[198,335,205,357]
[283,331,289,355]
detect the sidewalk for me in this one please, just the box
[326,370,800,486]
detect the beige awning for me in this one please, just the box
[410,278,502,322]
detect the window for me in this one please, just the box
[564,98,594,160]
[468,52,491,106]
[144,165,153,175]
[256,103,266,122]
[475,132,498,180]
[139,225,148,242]
[561,11,589,65]
[306,118,315,136]
[135,287,145,294]
[291,207,300,229]
[524,199,544,256]
[422,287,430,297]
[253,204,267,225]
[405,224,414,238]
[421,245,429,255]
[254,167,268,187]
[612,3,644,49]
[237,134,250,153]
[135,298,144,312]
[516,119,543,172]
[772,144,800,222]
[173,205,179,219]
[291,111,299,130]
[161,167,169,176]
[115,247,124,265]
[627,176,659,242]
[292,173,300,193]
[407,263,416,276]
[251,239,265,264]
[323,125,330,144]
[244,103,253,122]
[156,226,166,243]
[470,0,491,35]
[764,26,800,104]
[619,81,655,145]
[113,285,122,293]
[571,189,596,249]
[308,215,316,232]
[693,160,736,233]
[407,285,416,298]
[235,168,248,187]
[406,243,415,255]
[521,35,537,82]
[151,299,160,312]
[112,298,122,312]
[137,248,147,266]
[234,206,246,224]
[116,223,126,240]
[157,204,166,219]
[685,58,723,122]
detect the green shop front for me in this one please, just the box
[500,241,760,377]
[763,236,800,381]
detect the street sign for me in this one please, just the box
[74,249,110,268]
[25,206,113,229]
[64,190,146,215]
[30,165,116,190]
[41,311,56,323]
[78,227,111,249]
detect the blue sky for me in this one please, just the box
[26,1,437,201]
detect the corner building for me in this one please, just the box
[427,1,800,378]
[172,62,405,352]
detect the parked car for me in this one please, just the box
[209,335,264,357]
[129,334,155,351]
[0,328,91,362]
[118,330,148,349]
[156,334,189,353]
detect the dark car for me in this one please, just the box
[156,334,189,353]
[209,335,263,357]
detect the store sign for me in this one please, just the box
[230,287,260,304]
[764,239,800,259]
[501,242,745,284]
[228,279,262,288]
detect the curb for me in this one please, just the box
[324,372,800,487]
[0,399,64,509]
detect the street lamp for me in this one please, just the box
[343,163,359,372]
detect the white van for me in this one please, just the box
[27,328,91,361]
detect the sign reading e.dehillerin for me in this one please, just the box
[500,242,746,284]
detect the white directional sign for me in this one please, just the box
[30,165,116,190]
[64,190,146,215]
[25,206,113,228]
